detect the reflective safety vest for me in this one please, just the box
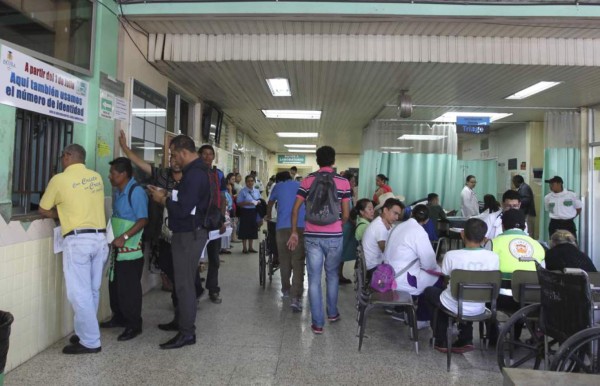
[492,229,545,280]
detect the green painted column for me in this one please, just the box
[0,104,16,223]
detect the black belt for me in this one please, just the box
[65,229,106,237]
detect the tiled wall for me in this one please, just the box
[0,214,160,373]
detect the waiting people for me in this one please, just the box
[544,175,582,239]
[289,166,298,180]
[460,175,479,217]
[372,174,392,205]
[424,218,500,353]
[487,190,527,239]
[287,146,351,335]
[512,175,536,238]
[233,172,244,196]
[39,144,108,355]
[384,204,442,328]
[354,198,375,242]
[545,230,597,272]
[101,157,148,342]
[220,174,235,255]
[362,197,403,281]
[117,130,204,330]
[426,193,447,234]
[236,175,262,254]
[148,135,210,349]
[267,171,306,311]
[250,170,264,196]
[339,171,360,283]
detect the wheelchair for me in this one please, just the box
[258,219,279,288]
[497,265,600,373]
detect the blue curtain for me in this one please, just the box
[455,160,498,210]
[359,150,458,208]
[540,148,581,242]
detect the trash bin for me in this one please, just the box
[0,311,14,386]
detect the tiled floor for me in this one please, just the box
[4,241,503,385]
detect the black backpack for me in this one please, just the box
[305,171,340,225]
[202,165,225,231]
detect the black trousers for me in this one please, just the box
[206,238,221,295]
[109,257,144,330]
[157,239,203,307]
[548,218,577,239]
[423,286,473,345]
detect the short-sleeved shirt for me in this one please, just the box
[296,167,352,238]
[440,248,500,316]
[373,184,392,204]
[269,180,305,230]
[361,216,390,270]
[544,190,582,220]
[113,178,149,222]
[39,163,106,236]
[237,187,261,208]
[355,217,370,241]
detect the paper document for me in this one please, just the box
[106,220,115,244]
[53,226,64,253]
[208,227,233,241]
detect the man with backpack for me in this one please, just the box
[148,135,210,349]
[101,157,148,342]
[198,144,227,304]
[287,146,351,334]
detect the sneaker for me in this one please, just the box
[281,289,290,299]
[390,311,405,322]
[416,320,430,330]
[209,293,222,304]
[451,339,474,354]
[290,299,302,312]
[327,313,341,323]
[311,324,323,334]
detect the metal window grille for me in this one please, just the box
[11,109,73,216]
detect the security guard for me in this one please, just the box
[544,175,582,239]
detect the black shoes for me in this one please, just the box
[339,277,353,285]
[62,342,101,355]
[209,293,222,304]
[117,328,142,341]
[159,333,196,349]
[100,317,125,329]
[158,320,179,331]
[69,335,80,345]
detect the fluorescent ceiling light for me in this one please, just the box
[380,146,414,150]
[135,146,162,150]
[276,132,319,138]
[398,135,447,141]
[433,112,512,123]
[266,78,291,97]
[288,149,316,153]
[505,81,561,100]
[132,108,167,117]
[263,110,321,119]
[284,144,317,148]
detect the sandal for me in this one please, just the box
[220,249,232,254]
[248,249,258,253]
[242,249,249,254]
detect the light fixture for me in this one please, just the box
[266,78,291,97]
[505,81,561,100]
[135,146,163,150]
[276,132,319,138]
[380,146,414,150]
[433,112,512,123]
[398,134,447,141]
[263,110,322,119]
[288,149,316,153]
[132,108,167,117]
[284,144,317,148]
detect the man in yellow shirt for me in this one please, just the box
[39,144,108,355]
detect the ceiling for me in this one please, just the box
[126,14,600,154]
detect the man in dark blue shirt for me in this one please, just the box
[149,135,209,349]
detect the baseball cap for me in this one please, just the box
[544,176,563,184]
[502,209,526,230]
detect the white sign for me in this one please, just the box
[0,45,89,123]
[114,96,129,121]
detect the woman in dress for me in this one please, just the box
[236,175,261,254]
[372,174,392,205]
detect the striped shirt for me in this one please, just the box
[297,167,351,238]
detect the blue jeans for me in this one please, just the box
[305,236,343,327]
[62,233,109,349]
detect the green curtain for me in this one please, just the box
[358,150,458,208]
[455,159,498,210]
[540,148,581,242]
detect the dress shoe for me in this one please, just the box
[158,320,179,331]
[100,318,125,328]
[117,328,142,341]
[62,342,101,355]
[159,333,196,349]
[69,335,80,345]
[209,292,222,304]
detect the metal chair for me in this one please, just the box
[431,269,502,371]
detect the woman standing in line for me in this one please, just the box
[373,174,392,205]
[236,175,261,254]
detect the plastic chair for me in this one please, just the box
[432,269,502,371]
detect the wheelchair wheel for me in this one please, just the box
[551,326,600,373]
[497,303,546,370]
[259,240,266,288]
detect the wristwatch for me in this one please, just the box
[123,234,129,240]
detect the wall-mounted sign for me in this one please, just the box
[278,154,306,165]
[0,45,89,123]
[456,116,490,135]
